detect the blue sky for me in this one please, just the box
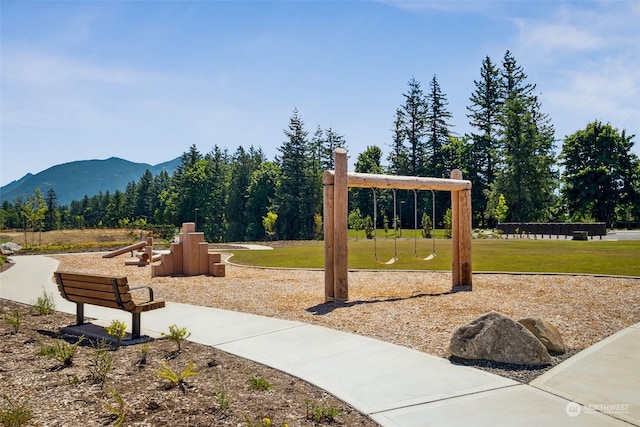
[2,0,639,186]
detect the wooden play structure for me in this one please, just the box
[103,237,161,266]
[323,148,473,302]
[151,222,225,277]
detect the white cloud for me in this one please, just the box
[516,20,604,52]
[3,50,157,87]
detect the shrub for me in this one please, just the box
[32,291,55,315]
[88,341,113,383]
[246,376,272,391]
[2,311,23,334]
[155,361,198,393]
[104,388,126,427]
[161,324,191,353]
[105,320,127,349]
[304,399,340,423]
[0,395,34,427]
[36,337,83,367]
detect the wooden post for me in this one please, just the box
[458,188,473,290]
[323,170,335,301]
[333,148,349,301]
[451,170,461,288]
[451,169,472,291]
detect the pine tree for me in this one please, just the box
[387,108,410,176]
[493,51,557,222]
[397,77,429,176]
[44,187,58,231]
[426,74,454,179]
[225,146,264,241]
[275,109,315,240]
[467,56,503,226]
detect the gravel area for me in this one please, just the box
[54,253,640,383]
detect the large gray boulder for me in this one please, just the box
[449,312,551,366]
[518,317,566,354]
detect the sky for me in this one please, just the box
[1,0,639,187]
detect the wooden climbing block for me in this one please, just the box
[198,242,209,275]
[210,263,225,277]
[151,264,164,277]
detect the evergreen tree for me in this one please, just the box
[561,121,639,225]
[387,108,410,175]
[396,77,429,176]
[149,170,171,225]
[426,74,454,179]
[201,146,230,242]
[275,108,315,240]
[493,51,557,222]
[225,146,264,241]
[173,145,205,226]
[467,56,503,226]
[134,169,154,220]
[44,187,59,231]
[321,127,347,171]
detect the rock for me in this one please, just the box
[0,242,21,255]
[518,317,566,354]
[449,312,551,366]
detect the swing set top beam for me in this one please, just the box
[324,170,472,192]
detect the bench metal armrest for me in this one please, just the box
[130,285,155,302]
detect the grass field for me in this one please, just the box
[229,237,640,277]
[2,228,638,276]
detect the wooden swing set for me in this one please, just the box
[323,148,473,302]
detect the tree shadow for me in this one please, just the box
[306,290,455,316]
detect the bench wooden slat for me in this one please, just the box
[56,272,128,285]
[56,279,127,293]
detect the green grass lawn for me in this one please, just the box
[228,237,640,277]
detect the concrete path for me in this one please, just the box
[1,255,637,426]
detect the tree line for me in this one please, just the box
[2,51,638,242]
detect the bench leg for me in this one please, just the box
[76,303,85,325]
[132,313,141,339]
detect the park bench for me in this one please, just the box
[54,271,165,340]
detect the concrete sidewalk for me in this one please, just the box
[1,255,637,426]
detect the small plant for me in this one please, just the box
[104,387,126,427]
[212,389,232,416]
[0,395,34,427]
[105,320,127,349]
[246,376,272,391]
[66,374,80,386]
[2,311,24,334]
[136,342,150,367]
[155,360,198,393]
[161,324,191,353]
[88,341,113,384]
[32,290,56,315]
[243,415,288,427]
[304,399,340,423]
[36,337,83,367]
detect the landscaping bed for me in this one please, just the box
[0,299,376,426]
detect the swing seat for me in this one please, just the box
[423,253,436,261]
[384,257,398,265]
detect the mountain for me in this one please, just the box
[0,157,181,206]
